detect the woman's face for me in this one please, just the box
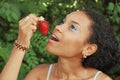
[46,11,92,57]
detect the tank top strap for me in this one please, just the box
[93,71,102,80]
[46,64,53,80]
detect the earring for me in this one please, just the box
[82,51,87,58]
[83,55,87,58]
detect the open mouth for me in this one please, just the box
[50,34,59,42]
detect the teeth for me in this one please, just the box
[52,34,56,38]
[51,34,59,42]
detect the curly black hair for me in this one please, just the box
[82,9,120,73]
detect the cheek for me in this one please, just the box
[46,37,83,57]
[58,35,85,57]
[63,39,83,54]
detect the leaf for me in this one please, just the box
[107,2,114,11]
[0,47,12,62]
[11,12,19,21]
[117,4,120,13]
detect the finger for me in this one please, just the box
[21,14,38,26]
[19,16,30,23]
[19,16,30,26]
[31,25,37,33]
[19,19,32,30]
[20,18,37,32]
[25,16,30,21]
[28,14,38,22]
[24,25,37,33]
[29,18,37,26]
[20,16,37,27]
[38,16,44,21]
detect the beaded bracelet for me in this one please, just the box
[14,40,29,52]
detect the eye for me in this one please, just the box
[70,25,80,32]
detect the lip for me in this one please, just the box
[48,33,60,43]
[48,38,57,43]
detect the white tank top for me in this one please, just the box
[46,64,102,80]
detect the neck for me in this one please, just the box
[56,56,86,79]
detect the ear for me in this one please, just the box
[82,44,98,57]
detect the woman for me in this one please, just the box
[0,9,119,80]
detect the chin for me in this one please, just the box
[46,45,59,56]
[46,45,55,54]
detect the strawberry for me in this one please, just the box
[37,21,49,36]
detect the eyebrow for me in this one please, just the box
[65,15,81,27]
[71,20,81,27]
[71,21,79,25]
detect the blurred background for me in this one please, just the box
[0,0,120,80]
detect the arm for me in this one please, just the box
[0,47,26,80]
[0,14,43,80]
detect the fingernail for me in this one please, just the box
[25,16,30,20]
[39,16,44,21]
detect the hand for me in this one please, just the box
[17,14,44,46]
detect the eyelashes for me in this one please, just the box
[59,20,80,32]
[69,25,80,32]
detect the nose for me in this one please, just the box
[54,24,63,33]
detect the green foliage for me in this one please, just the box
[106,2,120,44]
[106,2,120,78]
[0,0,120,79]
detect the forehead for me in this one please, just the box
[66,11,92,27]
[67,11,89,19]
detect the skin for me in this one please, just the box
[0,11,112,80]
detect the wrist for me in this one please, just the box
[17,36,30,46]
[14,40,29,52]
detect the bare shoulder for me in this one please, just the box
[24,64,50,80]
[97,72,113,80]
